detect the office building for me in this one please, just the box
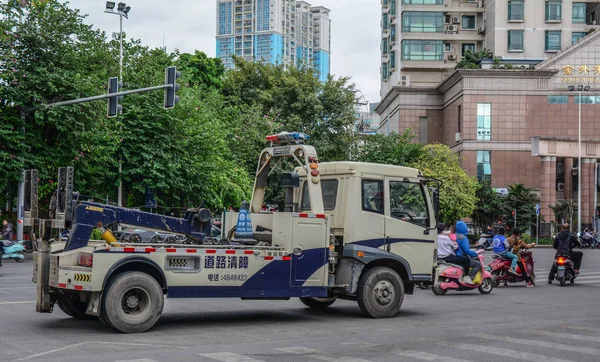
[216,0,331,80]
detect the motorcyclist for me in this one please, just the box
[492,227,519,275]
[455,221,481,282]
[436,222,475,285]
[1,219,14,262]
[548,223,583,284]
[507,227,535,287]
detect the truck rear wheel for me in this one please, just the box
[101,271,164,333]
[65,297,96,320]
[56,299,74,317]
[299,296,337,309]
[357,266,404,318]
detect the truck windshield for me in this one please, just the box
[389,181,429,228]
[301,180,338,211]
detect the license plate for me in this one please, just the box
[558,266,565,270]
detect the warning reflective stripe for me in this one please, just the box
[104,247,267,256]
[58,283,66,288]
[292,213,327,219]
[56,283,91,291]
[186,249,197,253]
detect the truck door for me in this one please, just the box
[384,178,435,276]
[290,215,329,287]
[356,178,385,247]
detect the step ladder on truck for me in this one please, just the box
[33,131,441,333]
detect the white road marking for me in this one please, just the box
[16,342,89,361]
[198,352,265,362]
[116,359,159,362]
[392,350,473,362]
[0,286,35,290]
[570,275,600,280]
[18,341,186,360]
[533,330,600,343]
[451,342,574,362]
[274,346,372,362]
[0,300,35,305]
[475,333,600,355]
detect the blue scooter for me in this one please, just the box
[1,240,26,265]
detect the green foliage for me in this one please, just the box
[455,49,493,69]
[471,179,502,232]
[90,228,103,241]
[549,199,574,224]
[499,184,538,232]
[355,130,423,166]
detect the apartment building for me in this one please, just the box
[216,0,331,80]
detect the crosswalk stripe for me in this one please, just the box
[571,275,600,280]
[392,350,473,362]
[474,333,600,356]
[451,343,574,362]
[198,352,264,362]
[533,330,600,343]
[116,359,159,362]
[273,346,371,362]
[573,280,600,284]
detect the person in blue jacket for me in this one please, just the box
[492,227,519,275]
[455,221,481,281]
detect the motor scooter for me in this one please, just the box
[475,233,494,251]
[487,248,536,287]
[1,240,26,266]
[432,249,493,295]
[550,254,577,286]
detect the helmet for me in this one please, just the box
[456,221,468,235]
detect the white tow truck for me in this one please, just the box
[33,132,440,333]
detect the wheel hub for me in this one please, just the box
[126,295,139,309]
[374,280,394,305]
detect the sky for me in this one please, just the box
[66,0,381,103]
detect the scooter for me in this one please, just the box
[487,248,536,287]
[432,250,493,295]
[1,240,26,265]
[551,254,577,286]
[475,234,494,251]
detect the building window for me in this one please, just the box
[444,42,452,52]
[461,43,475,56]
[382,38,388,54]
[256,0,270,31]
[546,1,562,21]
[218,2,232,35]
[402,12,444,33]
[477,103,491,141]
[401,40,443,61]
[508,30,524,51]
[383,14,389,30]
[545,31,561,51]
[390,0,396,15]
[462,15,476,30]
[508,0,524,21]
[419,117,428,144]
[575,96,600,104]
[477,151,492,182]
[572,32,587,44]
[403,0,443,4]
[548,95,568,104]
[382,63,388,80]
[573,3,586,23]
[390,24,396,42]
[390,51,396,68]
[362,180,384,214]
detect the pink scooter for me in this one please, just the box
[432,249,494,295]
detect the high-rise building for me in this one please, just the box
[216,0,331,80]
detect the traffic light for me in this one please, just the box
[107,77,122,117]
[164,66,181,109]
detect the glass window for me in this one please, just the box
[401,40,443,61]
[382,38,388,54]
[477,151,492,182]
[403,0,443,4]
[382,63,388,80]
[218,2,233,35]
[256,0,270,31]
[461,43,475,56]
[390,0,396,15]
[545,31,561,51]
[444,42,452,52]
[548,95,568,104]
[383,14,389,30]
[575,96,600,104]
[462,15,476,30]
[390,24,396,42]
[389,181,429,228]
[402,12,444,33]
[546,1,562,21]
[301,180,339,211]
[508,30,524,51]
[477,103,492,141]
[362,180,384,214]
[572,32,586,44]
[508,0,524,21]
[573,3,586,23]
[390,51,396,68]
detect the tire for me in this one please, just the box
[299,296,337,309]
[559,277,565,286]
[56,299,74,317]
[101,271,164,333]
[491,271,500,287]
[149,235,163,244]
[529,272,536,286]
[128,234,142,244]
[65,297,96,320]
[14,251,25,262]
[432,284,447,296]
[163,236,176,244]
[570,278,575,284]
[357,267,404,318]
[478,278,493,294]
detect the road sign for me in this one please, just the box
[536,203,540,216]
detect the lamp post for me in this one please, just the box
[105,2,131,207]
[568,84,590,234]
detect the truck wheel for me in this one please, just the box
[357,267,404,318]
[101,272,164,333]
[56,299,74,317]
[65,297,96,320]
[299,296,337,309]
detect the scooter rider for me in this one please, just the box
[493,227,519,275]
[548,223,583,284]
[455,221,481,282]
[436,222,475,285]
[507,227,536,287]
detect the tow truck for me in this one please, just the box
[33,132,440,333]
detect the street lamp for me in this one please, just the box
[568,85,591,234]
[105,1,131,207]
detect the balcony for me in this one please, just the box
[401,31,483,42]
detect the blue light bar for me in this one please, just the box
[266,131,310,143]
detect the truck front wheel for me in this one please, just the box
[101,271,164,333]
[357,266,404,318]
[299,296,337,309]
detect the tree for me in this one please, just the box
[455,49,493,69]
[354,130,423,166]
[549,199,573,225]
[471,179,502,233]
[499,184,537,232]
[410,144,479,224]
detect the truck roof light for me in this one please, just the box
[266,131,310,144]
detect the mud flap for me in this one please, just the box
[85,291,102,316]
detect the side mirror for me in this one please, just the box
[432,188,440,222]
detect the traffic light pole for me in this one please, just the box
[44,84,172,109]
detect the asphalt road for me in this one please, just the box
[1,248,600,362]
